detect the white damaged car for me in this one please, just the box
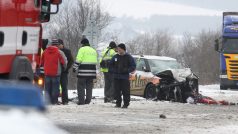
[130,55,198,102]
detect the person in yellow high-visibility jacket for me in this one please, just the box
[99,41,117,103]
[73,38,98,105]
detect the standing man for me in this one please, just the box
[41,40,67,105]
[110,43,136,108]
[73,38,97,105]
[100,41,117,103]
[57,39,74,105]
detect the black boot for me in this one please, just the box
[122,103,129,108]
[104,97,110,103]
[115,103,121,108]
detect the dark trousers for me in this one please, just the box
[77,78,94,104]
[104,72,114,99]
[114,78,130,106]
[60,72,69,103]
[45,76,60,104]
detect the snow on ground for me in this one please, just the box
[199,85,238,103]
[69,85,238,103]
[68,88,145,101]
[0,109,68,134]
[1,85,237,134]
[45,85,238,134]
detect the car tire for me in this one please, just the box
[144,84,157,99]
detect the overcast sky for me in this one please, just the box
[58,0,238,41]
[97,0,238,40]
[100,0,237,18]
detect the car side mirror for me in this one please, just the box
[142,66,150,72]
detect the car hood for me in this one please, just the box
[170,68,192,82]
[154,68,193,82]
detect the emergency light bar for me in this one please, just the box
[0,81,45,111]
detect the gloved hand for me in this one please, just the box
[73,68,77,73]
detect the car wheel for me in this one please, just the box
[144,84,157,99]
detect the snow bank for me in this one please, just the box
[208,125,238,134]
[0,109,68,134]
[199,85,238,103]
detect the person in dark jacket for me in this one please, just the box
[110,43,136,108]
[57,39,74,105]
[41,42,66,105]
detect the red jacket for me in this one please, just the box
[41,46,65,76]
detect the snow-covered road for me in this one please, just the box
[45,85,238,134]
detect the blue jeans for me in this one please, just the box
[45,76,60,104]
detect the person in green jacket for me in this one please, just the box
[100,41,117,103]
[73,38,98,105]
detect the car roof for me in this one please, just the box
[132,55,176,61]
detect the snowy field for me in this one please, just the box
[44,85,238,134]
[1,85,238,134]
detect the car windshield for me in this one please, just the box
[148,59,184,74]
[222,38,238,53]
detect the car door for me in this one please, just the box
[130,58,153,96]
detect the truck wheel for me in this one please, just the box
[144,84,157,99]
[9,56,34,82]
[220,85,227,90]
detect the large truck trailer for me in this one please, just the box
[215,12,238,90]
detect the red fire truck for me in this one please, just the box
[0,0,62,86]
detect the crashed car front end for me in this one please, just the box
[153,69,199,103]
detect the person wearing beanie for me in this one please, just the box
[109,43,136,108]
[81,38,90,46]
[52,39,68,72]
[57,39,74,105]
[73,38,98,105]
[117,43,126,51]
[41,39,67,105]
[100,41,117,103]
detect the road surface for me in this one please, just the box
[46,85,238,134]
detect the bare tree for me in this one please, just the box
[179,30,220,84]
[127,29,220,85]
[44,0,112,89]
[126,30,174,56]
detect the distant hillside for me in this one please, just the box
[106,15,222,41]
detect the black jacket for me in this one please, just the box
[61,47,74,73]
[110,53,136,80]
